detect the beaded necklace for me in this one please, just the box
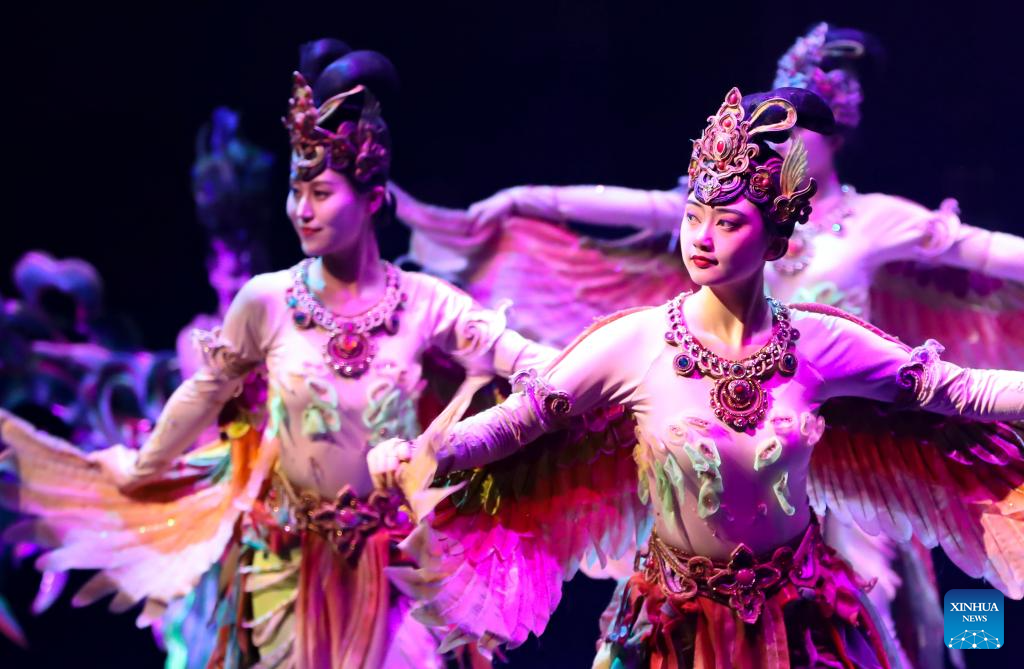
[285,258,406,378]
[664,294,799,430]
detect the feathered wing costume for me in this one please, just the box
[0,43,557,667]
[389,304,1024,668]
[384,89,1024,669]
[396,199,695,348]
[395,80,1023,669]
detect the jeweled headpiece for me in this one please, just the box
[773,22,865,128]
[283,72,390,184]
[688,87,816,234]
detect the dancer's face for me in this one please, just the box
[770,128,840,185]
[286,169,383,257]
[680,197,777,287]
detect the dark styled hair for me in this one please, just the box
[291,38,400,224]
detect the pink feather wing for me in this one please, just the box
[437,215,693,347]
[810,397,1024,599]
[388,404,648,653]
[871,261,1024,369]
[0,412,275,620]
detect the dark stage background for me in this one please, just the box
[3,1,1023,667]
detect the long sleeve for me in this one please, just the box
[422,274,557,378]
[129,275,271,481]
[390,182,498,276]
[862,193,1024,284]
[434,308,656,475]
[507,184,687,236]
[935,222,1024,282]
[861,194,963,267]
[393,182,687,278]
[808,310,1024,421]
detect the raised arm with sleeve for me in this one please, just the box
[419,273,557,380]
[468,184,688,237]
[938,222,1024,282]
[126,274,273,483]
[801,308,1024,421]
[865,194,1024,283]
[431,308,660,476]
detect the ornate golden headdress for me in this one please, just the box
[688,87,816,234]
[283,72,390,184]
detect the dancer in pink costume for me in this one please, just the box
[0,38,551,669]
[372,87,1024,669]
[392,25,1023,667]
[395,23,1024,366]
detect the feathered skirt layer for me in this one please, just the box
[160,473,447,669]
[0,411,447,669]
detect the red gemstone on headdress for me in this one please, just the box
[717,160,728,171]
[337,508,358,526]
[736,568,756,587]
[715,140,726,154]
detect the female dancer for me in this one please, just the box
[373,87,1024,668]
[394,23,1024,368]
[392,28,1024,664]
[0,38,551,668]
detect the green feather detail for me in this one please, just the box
[654,461,675,524]
[664,451,685,504]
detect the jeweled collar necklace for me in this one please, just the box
[664,293,799,431]
[285,258,406,378]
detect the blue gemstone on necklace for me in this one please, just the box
[779,352,798,375]
[674,354,695,376]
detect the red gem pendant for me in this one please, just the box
[711,377,767,431]
[325,330,375,378]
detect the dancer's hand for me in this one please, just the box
[468,186,520,230]
[0,408,155,494]
[87,446,148,492]
[368,437,413,490]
